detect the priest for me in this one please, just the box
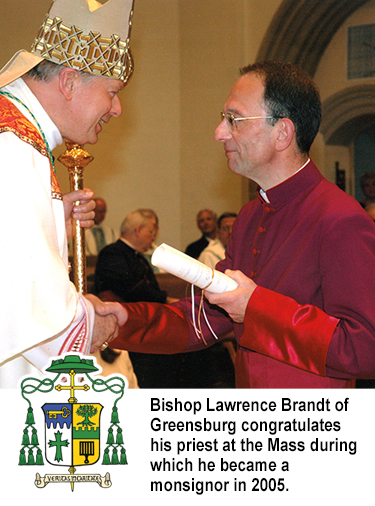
[109,61,375,388]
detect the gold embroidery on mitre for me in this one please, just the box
[31,9,134,83]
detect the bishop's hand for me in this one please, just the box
[63,188,95,240]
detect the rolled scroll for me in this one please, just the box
[151,243,238,293]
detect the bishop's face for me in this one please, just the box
[65,73,124,145]
[214,74,278,189]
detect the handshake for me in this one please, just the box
[85,294,128,354]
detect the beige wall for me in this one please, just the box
[1,0,373,250]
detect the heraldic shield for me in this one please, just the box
[42,402,103,468]
[19,355,128,490]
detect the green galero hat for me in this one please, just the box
[46,355,99,374]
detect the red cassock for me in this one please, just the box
[112,162,375,388]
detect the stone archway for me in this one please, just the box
[321,85,375,145]
[256,0,370,76]
[321,85,375,200]
[246,0,373,200]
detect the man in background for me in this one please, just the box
[86,197,118,255]
[95,209,170,304]
[359,172,375,208]
[185,209,217,259]
[199,212,237,269]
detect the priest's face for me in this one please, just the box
[65,73,124,145]
[214,74,278,189]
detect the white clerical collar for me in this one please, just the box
[260,158,311,203]
[259,188,271,203]
[120,237,138,251]
[3,78,63,151]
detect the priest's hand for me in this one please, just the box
[63,188,96,240]
[204,269,257,323]
[85,294,128,353]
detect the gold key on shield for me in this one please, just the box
[46,406,71,419]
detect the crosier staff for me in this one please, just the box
[58,140,94,295]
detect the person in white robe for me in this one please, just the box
[0,0,135,387]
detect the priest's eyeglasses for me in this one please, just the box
[221,112,274,131]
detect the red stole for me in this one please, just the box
[0,94,62,200]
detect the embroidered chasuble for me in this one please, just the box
[0,83,93,388]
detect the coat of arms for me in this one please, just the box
[18,354,128,491]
